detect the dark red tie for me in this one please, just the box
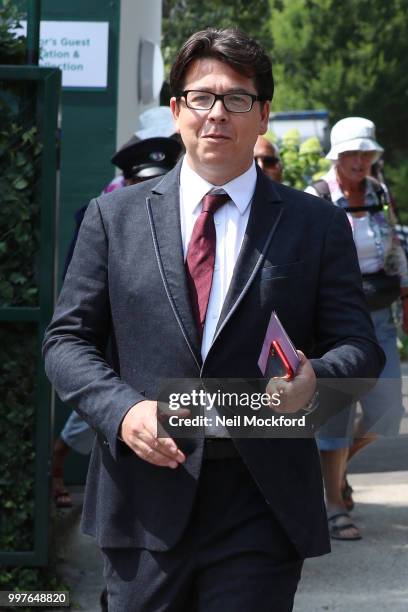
[186,192,230,337]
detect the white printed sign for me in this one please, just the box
[15,21,109,88]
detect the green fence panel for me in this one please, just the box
[0,65,60,566]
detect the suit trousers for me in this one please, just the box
[102,454,303,612]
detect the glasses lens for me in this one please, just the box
[224,93,253,112]
[256,156,280,167]
[186,91,215,109]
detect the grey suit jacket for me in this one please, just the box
[43,160,384,558]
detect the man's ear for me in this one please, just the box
[259,101,270,135]
[170,97,180,123]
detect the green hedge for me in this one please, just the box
[0,323,36,552]
[0,116,41,306]
[0,95,48,597]
[0,38,40,562]
[0,1,64,600]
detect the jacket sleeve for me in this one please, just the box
[310,206,386,378]
[42,198,145,460]
[306,206,386,426]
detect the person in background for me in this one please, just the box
[52,135,182,508]
[103,106,182,193]
[75,135,183,248]
[253,134,283,182]
[306,116,407,541]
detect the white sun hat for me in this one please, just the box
[326,117,384,162]
[135,106,176,140]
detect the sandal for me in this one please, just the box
[328,512,362,541]
[52,468,72,508]
[341,475,354,511]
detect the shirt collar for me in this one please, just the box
[180,156,257,215]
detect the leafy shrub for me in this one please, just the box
[0,0,26,64]
[278,129,331,190]
[386,158,408,224]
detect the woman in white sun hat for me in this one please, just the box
[306,116,407,541]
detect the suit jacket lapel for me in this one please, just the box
[212,169,284,346]
[146,160,202,367]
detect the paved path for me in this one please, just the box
[53,463,407,611]
[52,490,104,612]
[294,470,408,611]
[51,372,408,611]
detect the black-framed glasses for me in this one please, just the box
[255,155,281,168]
[177,90,267,113]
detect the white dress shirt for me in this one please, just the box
[179,157,257,360]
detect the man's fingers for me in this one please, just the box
[266,378,289,397]
[131,438,180,468]
[159,406,191,420]
[139,427,186,463]
[265,351,316,414]
[266,378,289,412]
[297,349,306,362]
[121,400,186,465]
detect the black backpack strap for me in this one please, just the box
[311,179,332,202]
[312,176,388,215]
[365,176,401,226]
[343,204,384,214]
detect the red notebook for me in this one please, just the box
[258,311,301,379]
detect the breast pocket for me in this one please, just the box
[259,260,306,281]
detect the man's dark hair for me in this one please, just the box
[170,28,274,102]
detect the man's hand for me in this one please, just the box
[266,351,316,413]
[119,400,186,468]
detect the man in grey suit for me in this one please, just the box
[43,28,384,611]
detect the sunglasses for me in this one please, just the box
[255,156,281,168]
